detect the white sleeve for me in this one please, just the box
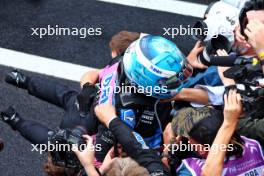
[190,85,225,108]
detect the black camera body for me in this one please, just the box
[224,58,264,118]
[197,35,232,66]
[49,126,87,171]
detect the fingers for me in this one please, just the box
[72,135,93,154]
[244,28,251,38]
[216,49,228,56]
[195,41,204,51]
[192,41,204,54]
[72,144,80,155]
[224,93,228,105]
[83,135,93,145]
[245,19,263,38]
[235,26,246,42]
[225,89,242,106]
[236,92,242,106]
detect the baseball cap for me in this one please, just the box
[171,107,222,138]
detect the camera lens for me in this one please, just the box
[192,21,208,41]
[210,35,231,53]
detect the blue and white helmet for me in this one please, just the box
[123,34,193,99]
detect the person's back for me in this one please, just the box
[178,136,264,176]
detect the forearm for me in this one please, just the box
[108,118,169,175]
[174,88,209,105]
[80,69,101,87]
[202,122,237,176]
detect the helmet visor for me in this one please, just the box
[164,60,193,89]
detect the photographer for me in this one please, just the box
[245,19,264,73]
[73,103,169,176]
[0,106,80,176]
[164,90,264,176]
[1,68,102,175]
[201,89,242,176]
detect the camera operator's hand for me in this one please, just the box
[99,147,116,174]
[72,135,95,169]
[223,89,243,126]
[235,26,247,44]
[94,103,117,128]
[245,19,264,58]
[202,90,242,176]
[216,49,228,56]
[187,41,208,69]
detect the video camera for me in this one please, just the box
[223,57,264,118]
[192,0,252,62]
[200,53,264,118]
[48,126,87,171]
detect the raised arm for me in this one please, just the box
[201,89,243,176]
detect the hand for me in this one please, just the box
[72,135,95,167]
[235,26,246,43]
[94,103,117,128]
[234,26,251,48]
[245,20,264,56]
[99,147,116,174]
[223,89,243,126]
[187,41,208,69]
[216,49,228,56]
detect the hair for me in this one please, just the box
[109,31,140,56]
[43,153,77,176]
[239,0,264,36]
[188,113,244,158]
[105,157,149,176]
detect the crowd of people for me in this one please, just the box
[1,0,264,176]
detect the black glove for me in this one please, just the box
[0,107,21,130]
[77,82,98,116]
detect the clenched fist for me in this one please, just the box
[95,103,117,128]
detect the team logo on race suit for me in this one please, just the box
[120,109,136,129]
[99,62,119,104]
[99,73,115,104]
[132,132,149,149]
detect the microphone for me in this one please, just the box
[209,55,237,67]
[199,54,257,67]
